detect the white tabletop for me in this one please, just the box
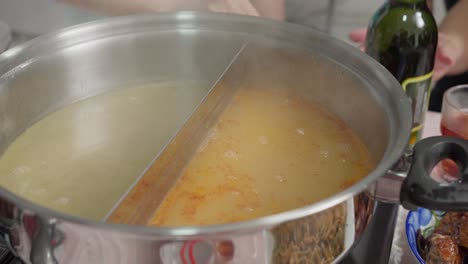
[422,111,442,138]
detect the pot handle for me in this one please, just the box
[400,136,468,211]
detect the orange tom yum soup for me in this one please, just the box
[150,87,372,226]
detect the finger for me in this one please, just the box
[359,44,365,52]
[432,54,453,82]
[220,0,245,14]
[432,34,458,82]
[349,28,367,43]
[433,51,453,81]
[209,0,259,16]
[226,0,259,16]
[208,1,228,13]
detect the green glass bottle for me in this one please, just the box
[365,0,438,147]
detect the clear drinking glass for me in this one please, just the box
[440,85,468,139]
[432,85,468,182]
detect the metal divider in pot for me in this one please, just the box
[105,42,249,224]
[102,40,369,262]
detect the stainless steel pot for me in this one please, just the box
[0,12,466,264]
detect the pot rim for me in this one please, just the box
[0,11,412,237]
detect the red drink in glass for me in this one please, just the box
[440,111,468,139]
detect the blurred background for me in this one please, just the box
[0,0,447,52]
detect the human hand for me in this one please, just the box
[348,28,461,82]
